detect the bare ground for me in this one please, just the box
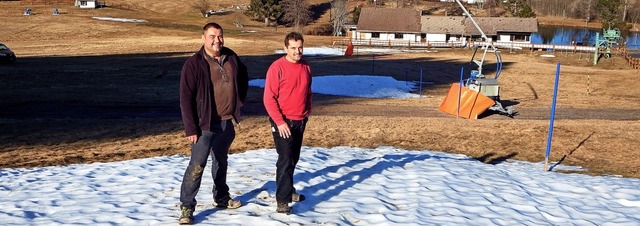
[1,1,639,178]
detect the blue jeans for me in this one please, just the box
[180,120,235,209]
[270,117,307,203]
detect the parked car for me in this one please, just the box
[0,43,16,63]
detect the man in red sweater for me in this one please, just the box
[263,32,312,214]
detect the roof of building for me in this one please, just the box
[358,8,538,35]
[421,16,466,34]
[356,7,422,33]
[466,17,538,35]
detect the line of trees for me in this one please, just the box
[493,0,640,31]
[243,0,640,34]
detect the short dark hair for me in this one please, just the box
[203,22,223,33]
[284,32,304,47]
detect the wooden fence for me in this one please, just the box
[617,48,640,69]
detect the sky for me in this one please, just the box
[1,47,639,225]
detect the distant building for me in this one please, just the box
[355,8,422,42]
[75,0,100,8]
[354,7,538,46]
[465,16,538,43]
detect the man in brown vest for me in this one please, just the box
[178,22,249,225]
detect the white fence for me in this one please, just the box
[332,38,597,52]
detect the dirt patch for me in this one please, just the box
[1,1,639,179]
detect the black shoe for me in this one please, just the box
[276,202,291,214]
[215,197,242,209]
[178,206,193,225]
[292,193,306,202]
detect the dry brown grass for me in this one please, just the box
[1,1,639,179]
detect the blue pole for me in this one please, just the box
[544,63,561,171]
[419,69,423,98]
[457,67,464,118]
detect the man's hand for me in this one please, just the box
[186,135,198,144]
[277,124,291,138]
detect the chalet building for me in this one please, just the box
[354,7,538,47]
[354,8,422,43]
[420,16,467,45]
[421,16,538,43]
[469,17,538,43]
[75,0,100,8]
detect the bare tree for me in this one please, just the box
[570,0,596,26]
[281,0,313,32]
[623,0,629,22]
[483,0,500,16]
[192,0,212,17]
[331,0,349,36]
[628,1,640,31]
[395,0,412,8]
[369,0,385,7]
[529,0,571,17]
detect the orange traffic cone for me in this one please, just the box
[345,43,354,56]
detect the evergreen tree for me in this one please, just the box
[245,0,283,27]
[353,6,362,24]
[597,0,623,29]
[517,3,536,18]
[505,0,536,18]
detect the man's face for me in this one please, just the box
[202,27,224,56]
[284,39,303,63]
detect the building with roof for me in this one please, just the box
[354,7,422,43]
[353,7,538,47]
[75,0,100,8]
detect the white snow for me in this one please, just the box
[2,147,639,225]
[249,75,421,98]
[92,17,147,23]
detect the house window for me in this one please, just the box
[80,1,87,5]
[395,33,404,39]
[371,32,380,38]
[513,34,529,42]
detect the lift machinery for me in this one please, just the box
[438,0,515,119]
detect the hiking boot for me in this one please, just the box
[292,193,306,202]
[178,206,194,225]
[215,198,242,209]
[276,202,291,214]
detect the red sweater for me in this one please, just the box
[263,56,312,126]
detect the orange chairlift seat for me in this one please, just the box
[438,83,495,119]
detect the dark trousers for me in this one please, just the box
[180,120,235,209]
[270,117,307,203]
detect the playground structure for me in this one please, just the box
[438,0,515,119]
[593,28,622,65]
